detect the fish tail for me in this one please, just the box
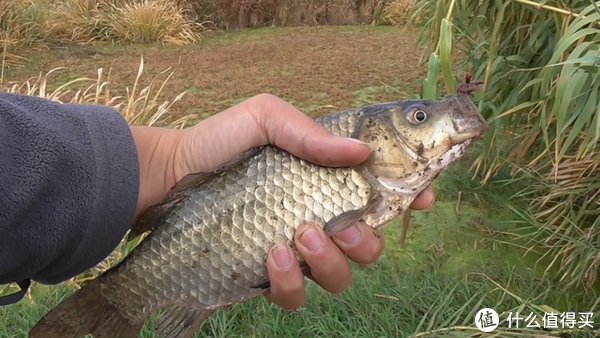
[29,282,141,338]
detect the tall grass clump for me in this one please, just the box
[383,0,428,26]
[0,0,201,69]
[3,0,201,48]
[45,0,109,43]
[0,0,50,65]
[416,0,600,288]
[103,0,200,44]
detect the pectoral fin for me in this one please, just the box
[323,193,383,236]
[400,209,412,247]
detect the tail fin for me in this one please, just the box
[29,283,141,338]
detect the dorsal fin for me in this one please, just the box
[128,147,263,239]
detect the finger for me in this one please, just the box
[266,244,305,311]
[332,222,385,265]
[248,94,372,167]
[295,223,352,294]
[410,185,435,210]
[184,94,371,173]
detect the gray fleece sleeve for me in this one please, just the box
[0,92,139,285]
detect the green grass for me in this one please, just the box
[353,84,417,107]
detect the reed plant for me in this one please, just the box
[417,0,600,288]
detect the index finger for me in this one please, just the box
[410,186,435,210]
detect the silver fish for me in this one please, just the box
[30,93,487,338]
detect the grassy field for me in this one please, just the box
[1,26,598,338]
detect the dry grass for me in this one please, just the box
[1,0,201,60]
[103,0,200,45]
[1,0,406,66]
[2,26,423,119]
[45,0,107,43]
[2,57,191,128]
[0,0,425,65]
[528,151,600,287]
[383,0,427,26]
[186,0,401,28]
[0,0,50,65]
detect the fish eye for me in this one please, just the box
[414,110,428,123]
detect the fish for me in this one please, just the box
[30,92,487,338]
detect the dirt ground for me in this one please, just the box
[5,26,426,119]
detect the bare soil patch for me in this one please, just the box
[5,26,426,118]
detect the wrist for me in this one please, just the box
[130,126,185,217]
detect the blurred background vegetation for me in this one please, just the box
[1,0,598,337]
[0,0,422,64]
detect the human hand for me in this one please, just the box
[130,93,435,310]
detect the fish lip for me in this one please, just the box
[449,127,487,145]
[451,120,488,146]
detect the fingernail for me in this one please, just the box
[340,136,369,147]
[272,244,292,268]
[300,227,324,252]
[336,225,362,245]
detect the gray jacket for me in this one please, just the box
[0,93,139,302]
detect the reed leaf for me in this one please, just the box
[422,52,440,99]
[439,19,455,94]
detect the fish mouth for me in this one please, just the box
[449,128,487,145]
[450,115,488,145]
[449,94,489,144]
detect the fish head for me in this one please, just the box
[355,94,488,227]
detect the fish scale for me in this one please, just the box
[31,94,488,338]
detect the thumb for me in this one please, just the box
[248,94,372,167]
